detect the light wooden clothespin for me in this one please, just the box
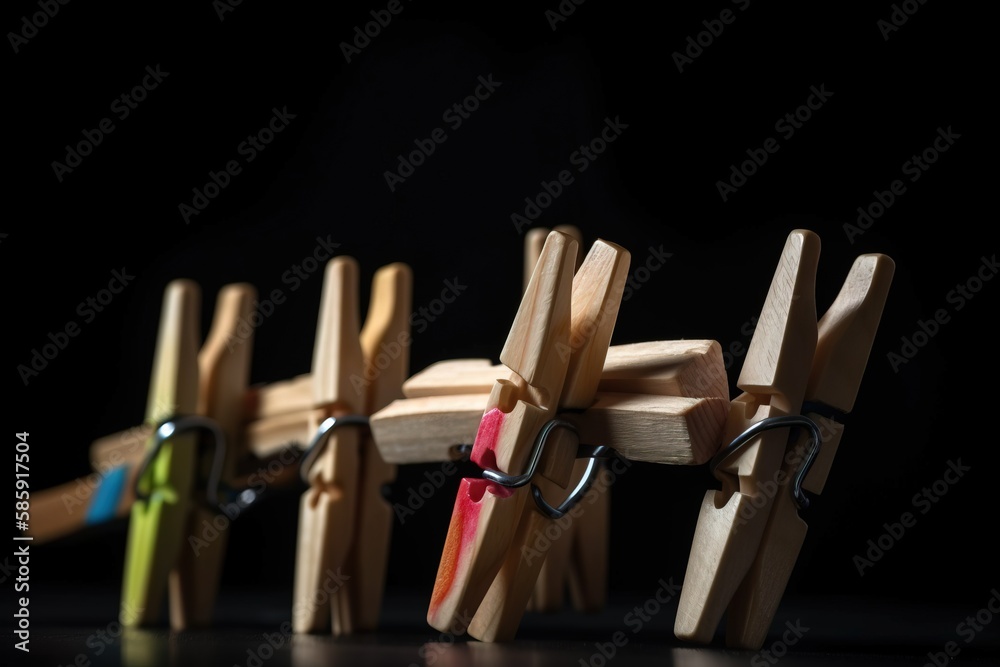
[425,230,608,641]
[370,230,730,641]
[289,257,411,635]
[674,229,893,649]
[30,257,410,635]
[524,225,610,615]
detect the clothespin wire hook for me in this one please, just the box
[481,418,577,489]
[298,415,371,484]
[133,415,227,507]
[480,418,619,520]
[709,415,823,510]
[532,443,617,520]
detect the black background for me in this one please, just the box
[5,0,996,660]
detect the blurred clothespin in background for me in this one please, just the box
[28,255,412,636]
[119,279,255,629]
[288,257,411,635]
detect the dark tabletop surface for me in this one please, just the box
[6,585,999,667]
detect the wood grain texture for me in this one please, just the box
[341,262,412,632]
[599,340,729,401]
[675,230,820,644]
[725,253,894,649]
[567,393,728,465]
[368,394,487,464]
[469,240,630,642]
[428,231,577,634]
[402,359,500,398]
[499,231,578,409]
[372,339,729,465]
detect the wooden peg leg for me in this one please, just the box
[170,283,256,630]
[293,417,360,633]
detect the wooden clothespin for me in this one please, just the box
[31,256,409,635]
[120,279,256,628]
[27,281,292,559]
[523,225,610,615]
[290,257,411,635]
[425,229,595,640]
[674,229,893,649]
[370,230,729,641]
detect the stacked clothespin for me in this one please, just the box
[25,280,258,628]
[25,228,892,646]
[28,256,412,634]
[674,229,894,648]
[370,229,731,640]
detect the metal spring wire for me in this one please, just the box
[709,414,823,510]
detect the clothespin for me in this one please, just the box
[120,279,256,628]
[674,229,893,649]
[523,225,609,615]
[370,230,729,641]
[424,229,586,640]
[32,256,409,635]
[290,257,412,635]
